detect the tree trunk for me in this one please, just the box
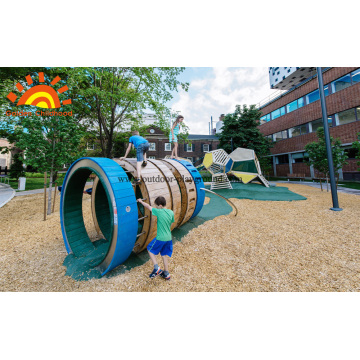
[105,130,113,158]
[47,134,56,215]
[47,168,53,215]
[326,175,329,192]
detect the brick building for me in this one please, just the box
[258,67,360,180]
[144,125,219,165]
[0,138,13,169]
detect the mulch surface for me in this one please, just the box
[0,184,359,292]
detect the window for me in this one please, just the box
[289,124,307,137]
[297,97,304,108]
[203,144,210,152]
[148,156,156,159]
[149,129,155,134]
[306,89,319,104]
[351,68,360,84]
[289,126,301,137]
[282,130,288,139]
[164,143,171,151]
[149,142,156,151]
[356,107,360,121]
[273,132,283,142]
[332,74,351,93]
[86,143,95,150]
[271,108,281,120]
[324,85,329,96]
[344,148,358,159]
[280,106,286,116]
[276,154,289,165]
[286,100,298,113]
[260,114,271,123]
[292,152,306,163]
[186,157,193,162]
[336,109,356,126]
[299,124,307,135]
[186,144,193,152]
[311,117,333,132]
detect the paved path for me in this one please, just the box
[0,183,16,208]
[13,182,94,197]
[271,180,360,196]
[1,180,359,208]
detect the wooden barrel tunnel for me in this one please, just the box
[60,157,205,276]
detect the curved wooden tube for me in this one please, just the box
[160,159,197,226]
[90,176,101,236]
[90,158,199,254]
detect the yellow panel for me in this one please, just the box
[203,152,213,169]
[230,172,257,184]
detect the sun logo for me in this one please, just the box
[6,72,72,109]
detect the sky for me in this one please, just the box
[167,67,281,135]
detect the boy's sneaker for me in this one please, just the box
[141,161,147,167]
[160,272,171,280]
[149,268,162,279]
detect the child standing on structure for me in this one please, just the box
[121,131,149,185]
[137,196,174,280]
[170,115,184,159]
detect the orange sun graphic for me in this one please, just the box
[6,72,72,109]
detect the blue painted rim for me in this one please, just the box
[174,159,205,219]
[60,157,138,275]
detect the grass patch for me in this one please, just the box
[338,182,360,190]
[8,175,66,191]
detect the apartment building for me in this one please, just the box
[258,67,360,180]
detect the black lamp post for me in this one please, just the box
[316,67,342,211]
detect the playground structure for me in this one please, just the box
[60,157,205,276]
[202,147,270,190]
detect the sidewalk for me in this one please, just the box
[271,180,360,196]
[0,183,16,208]
[1,180,359,208]
[14,182,94,197]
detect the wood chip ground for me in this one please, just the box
[0,184,359,292]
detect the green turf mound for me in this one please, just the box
[208,182,307,202]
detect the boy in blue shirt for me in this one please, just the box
[121,131,150,184]
[137,196,174,280]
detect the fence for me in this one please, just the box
[0,166,8,175]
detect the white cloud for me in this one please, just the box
[170,67,277,134]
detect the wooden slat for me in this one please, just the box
[160,159,197,227]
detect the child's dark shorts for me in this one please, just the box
[147,238,173,257]
[136,142,150,162]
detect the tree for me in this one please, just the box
[352,132,360,171]
[305,127,348,190]
[155,111,190,145]
[9,153,25,180]
[64,67,189,158]
[218,104,272,172]
[13,113,86,214]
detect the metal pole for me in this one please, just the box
[316,67,342,211]
[209,122,210,135]
[211,116,213,135]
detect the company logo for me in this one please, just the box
[6,72,71,109]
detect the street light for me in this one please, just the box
[316,67,342,211]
